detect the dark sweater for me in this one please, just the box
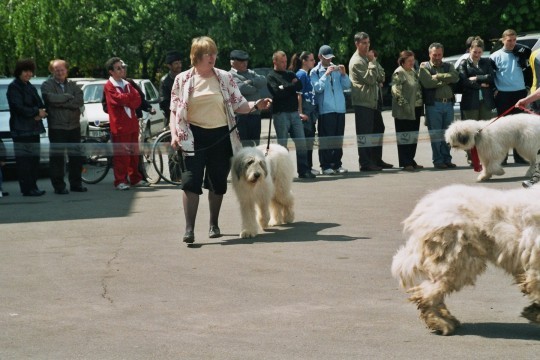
[266,69,303,113]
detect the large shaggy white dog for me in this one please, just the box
[231,144,295,238]
[445,113,540,181]
[391,184,540,335]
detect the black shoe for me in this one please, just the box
[70,186,88,192]
[377,161,394,169]
[445,162,457,168]
[360,165,383,172]
[23,189,46,197]
[209,225,221,238]
[298,172,316,179]
[183,230,195,244]
[54,188,69,195]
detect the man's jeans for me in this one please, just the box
[425,101,453,165]
[272,111,309,176]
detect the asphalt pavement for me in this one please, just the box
[0,110,538,359]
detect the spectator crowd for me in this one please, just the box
[1,28,538,200]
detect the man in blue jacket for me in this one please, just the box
[311,45,351,175]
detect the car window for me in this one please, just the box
[142,81,158,102]
[0,85,8,111]
[83,84,104,103]
[0,81,43,111]
[517,39,538,49]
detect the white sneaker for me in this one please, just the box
[322,168,335,175]
[310,168,320,175]
[116,183,130,191]
[133,180,150,187]
[523,180,536,189]
[335,166,348,174]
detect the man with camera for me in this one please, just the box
[310,45,351,175]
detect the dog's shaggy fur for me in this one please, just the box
[445,113,540,181]
[231,144,295,238]
[391,184,540,335]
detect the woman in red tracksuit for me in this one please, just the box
[103,57,143,190]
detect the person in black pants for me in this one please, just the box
[42,59,87,194]
[7,59,48,196]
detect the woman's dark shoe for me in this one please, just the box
[54,188,69,195]
[23,189,46,197]
[208,225,221,238]
[183,230,195,244]
[70,186,88,192]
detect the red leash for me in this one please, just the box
[471,105,539,172]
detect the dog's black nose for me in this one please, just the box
[253,172,260,179]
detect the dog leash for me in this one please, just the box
[265,116,272,156]
[179,100,266,155]
[477,105,518,133]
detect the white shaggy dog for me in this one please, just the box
[391,184,540,335]
[445,113,540,181]
[231,144,295,238]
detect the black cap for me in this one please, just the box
[230,50,249,61]
[165,51,181,64]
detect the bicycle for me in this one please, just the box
[151,130,183,185]
[81,123,113,184]
[81,122,160,184]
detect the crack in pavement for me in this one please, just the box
[101,239,124,304]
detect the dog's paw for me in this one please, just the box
[477,173,491,181]
[240,229,257,238]
[492,168,505,176]
[522,303,540,323]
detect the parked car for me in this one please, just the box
[81,79,165,140]
[516,31,540,51]
[0,77,50,165]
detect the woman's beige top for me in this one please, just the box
[187,75,227,128]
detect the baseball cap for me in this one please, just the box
[318,45,335,59]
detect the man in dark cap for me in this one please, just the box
[229,49,267,145]
[160,50,182,126]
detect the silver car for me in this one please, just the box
[81,79,165,139]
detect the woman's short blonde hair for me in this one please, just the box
[190,36,218,66]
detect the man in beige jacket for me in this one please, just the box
[349,32,386,171]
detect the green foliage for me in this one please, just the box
[0,0,538,84]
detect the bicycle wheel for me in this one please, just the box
[81,138,111,184]
[151,131,182,185]
[140,137,161,184]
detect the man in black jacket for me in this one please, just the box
[159,50,182,127]
[266,51,314,179]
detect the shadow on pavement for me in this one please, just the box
[454,322,540,340]
[187,221,368,248]
[0,185,157,224]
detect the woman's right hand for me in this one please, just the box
[35,108,47,120]
[171,134,181,150]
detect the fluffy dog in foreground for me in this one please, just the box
[445,114,540,181]
[392,184,540,335]
[231,144,295,238]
